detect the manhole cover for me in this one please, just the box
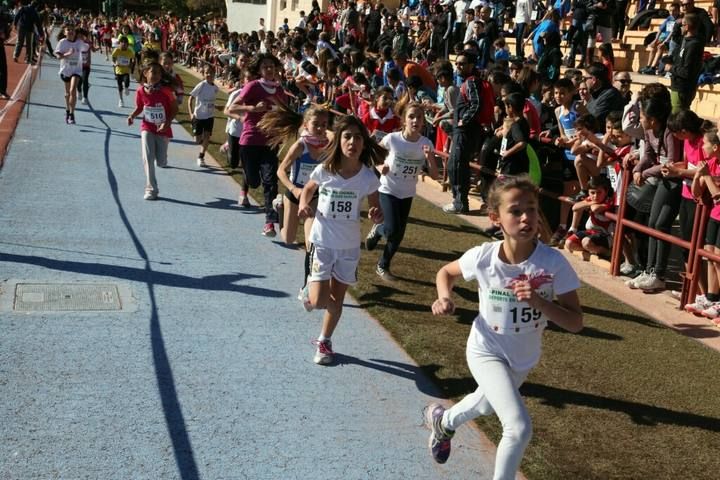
[13,283,122,312]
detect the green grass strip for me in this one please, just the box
[174,67,720,480]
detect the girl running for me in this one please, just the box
[298,115,386,365]
[112,36,135,108]
[227,53,288,237]
[260,104,330,247]
[424,175,583,476]
[54,25,87,124]
[365,101,438,281]
[126,62,178,200]
[76,28,98,105]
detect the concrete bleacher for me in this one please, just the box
[492,0,720,118]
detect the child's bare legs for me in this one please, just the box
[280,197,299,245]
[564,235,584,253]
[582,236,609,257]
[574,154,600,191]
[308,277,349,340]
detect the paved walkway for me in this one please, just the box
[0,56,502,478]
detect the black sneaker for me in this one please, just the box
[376,264,397,282]
[570,190,588,202]
[365,224,382,251]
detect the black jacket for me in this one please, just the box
[587,85,626,130]
[13,5,41,32]
[671,35,704,93]
[671,9,714,45]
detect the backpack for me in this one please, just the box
[459,75,495,127]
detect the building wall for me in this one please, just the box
[226,0,272,35]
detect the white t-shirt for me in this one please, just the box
[309,164,380,249]
[455,0,470,22]
[458,241,580,371]
[54,39,86,77]
[189,80,219,120]
[379,132,434,199]
[224,89,243,137]
[515,0,532,24]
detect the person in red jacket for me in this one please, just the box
[361,86,401,141]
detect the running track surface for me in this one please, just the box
[0,53,502,478]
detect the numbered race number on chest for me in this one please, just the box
[317,187,359,220]
[117,56,131,66]
[392,155,424,179]
[293,162,316,186]
[144,106,166,125]
[481,286,551,334]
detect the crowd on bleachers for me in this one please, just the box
[14,0,720,324]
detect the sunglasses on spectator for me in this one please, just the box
[618,79,631,84]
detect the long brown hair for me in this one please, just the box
[259,104,329,149]
[320,115,387,174]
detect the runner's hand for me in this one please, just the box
[157,122,167,131]
[512,280,540,306]
[368,206,383,224]
[298,204,314,219]
[127,116,134,126]
[380,164,390,175]
[432,297,455,315]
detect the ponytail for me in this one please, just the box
[258,102,316,149]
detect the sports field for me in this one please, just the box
[174,67,720,480]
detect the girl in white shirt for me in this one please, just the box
[424,175,583,478]
[298,115,386,365]
[54,25,88,124]
[365,102,438,281]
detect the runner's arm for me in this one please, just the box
[277,140,304,198]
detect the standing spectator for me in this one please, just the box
[565,0,590,67]
[444,51,492,214]
[0,3,11,99]
[364,2,382,52]
[13,0,42,64]
[670,0,713,46]
[586,0,616,66]
[514,0,532,58]
[478,6,498,68]
[454,0,471,44]
[585,62,625,130]
[670,13,704,113]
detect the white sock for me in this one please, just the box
[318,334,330,342]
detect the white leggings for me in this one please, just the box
[442,346,532,480]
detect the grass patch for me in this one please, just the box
[175,66,720,479]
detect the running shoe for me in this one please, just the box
[626,271,649,289]
[423,403,454,464]
[702,302,720,319]
[81,97,88,105]
[67,113,75,125]
[635,271,666,292]
[118,99,124,108]
[685,294,713,315]
[238,191,250,208]
[262,222,276,237]
[365,223,382,251]
[124,88,130,96]
[570,190,588,202]
[619,262,641,277]
[312,339,334,365]
[196,155,206,167]
[65,112,70,124]
[272,193,283,214]
[298,284,313,312]
[143,191,157,200]
[548,226,568,247]
[442,203,468,214]
[376,264,397,282]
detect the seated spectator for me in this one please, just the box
[564,175,615,259]
[613,71,632,105]
[585,62,626,130]
[393,50,437,94]
[361,86,401,140]
[493,37,509,62]
[640,2,680,75]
